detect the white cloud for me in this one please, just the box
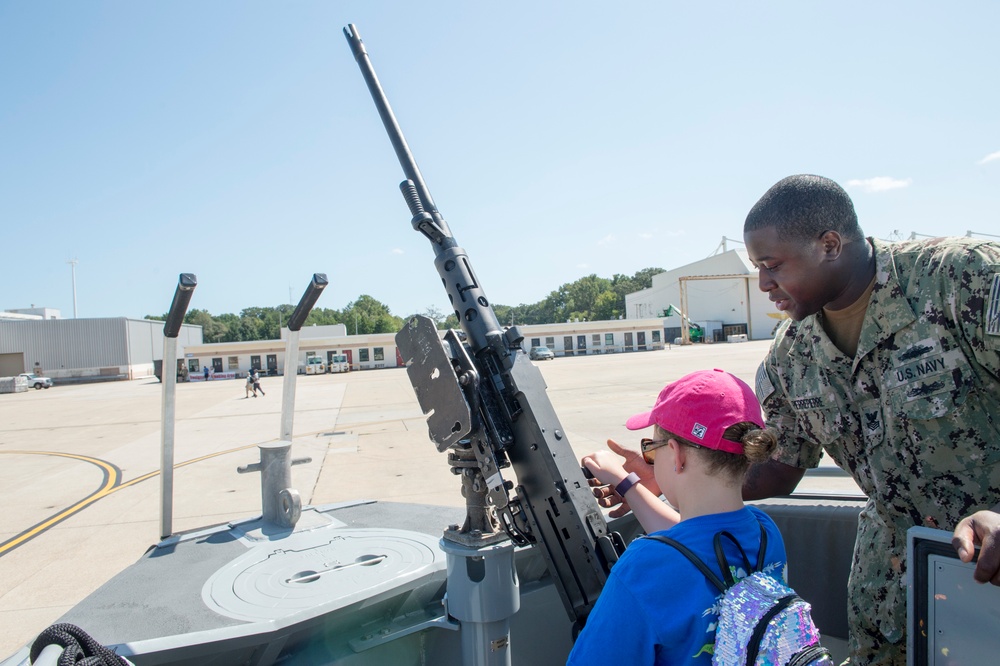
[597,234,615,246]
[978,150,1000,165]
[577,263,589,269]
[391,248,404,255]
[638,232,653,240]
[845,177,912,193]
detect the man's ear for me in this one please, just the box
[819,230,843,261]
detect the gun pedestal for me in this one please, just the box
[440,443,518,665]
[440,538,518,666]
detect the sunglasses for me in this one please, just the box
[640,437,670,465]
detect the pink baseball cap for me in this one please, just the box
[625,369,764,455]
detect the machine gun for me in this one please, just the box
[344,25,624,630]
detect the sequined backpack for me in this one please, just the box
[645,522,834,666]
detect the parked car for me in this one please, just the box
[19,373,53,389]
[529,346,555,361]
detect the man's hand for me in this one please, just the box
[583,439,661,518]
[952,509,1000,585]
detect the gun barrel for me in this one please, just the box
[345,23,507,354]
[343,24,446,236]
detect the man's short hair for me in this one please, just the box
[744,175,863,243]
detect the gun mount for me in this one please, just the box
[344,24,624,632]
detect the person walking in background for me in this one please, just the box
[252,369,265,397]
[246,372,256,398]
[203,366,210,381]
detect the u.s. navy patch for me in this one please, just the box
[988,273,1000,337]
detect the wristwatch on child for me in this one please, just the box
[615,472,641,498]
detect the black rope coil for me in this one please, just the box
[29,623,131,665]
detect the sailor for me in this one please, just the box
[595,174,1000,665]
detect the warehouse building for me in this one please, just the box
[625,247,783,341]
[0,318,203,382]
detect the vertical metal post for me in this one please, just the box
[67,258,79,318]
[744,276,754,341]
[279,329,300,442]
[279,274,328,442]
[680,278,691,345]
[160,274,197,539]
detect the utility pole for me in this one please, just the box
[67,258,79,318]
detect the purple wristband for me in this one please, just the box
[615,472,641,498]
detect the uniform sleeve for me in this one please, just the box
[956,242,1000,375]
[755,350,824,470]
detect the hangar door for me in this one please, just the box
[0,353,25,377]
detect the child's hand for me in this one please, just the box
[581,449,627,486]
[585,439,663,518]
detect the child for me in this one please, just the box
[567,369,784,665]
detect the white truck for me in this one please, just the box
[328,354,350,373]
[303,356,326,375]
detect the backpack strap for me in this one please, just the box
[786,643,833,666]
[642,534,727,593]
[745,593,799,665]
[644,519,769,590]
[713,521,768,586]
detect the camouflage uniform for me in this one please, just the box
[755,237,1000,665]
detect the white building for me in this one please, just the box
[625,248,784,342]
[2,307,62,321]
[180,318,669,379]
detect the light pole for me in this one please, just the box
[67,258,78,318]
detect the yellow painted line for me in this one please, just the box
[0,451,120,556]
[0,442,262,557]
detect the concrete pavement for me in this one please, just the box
[0,340,859,656]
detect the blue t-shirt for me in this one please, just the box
[567,506,787,666]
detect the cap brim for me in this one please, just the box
[625,410,655,430]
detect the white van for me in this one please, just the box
[303,356,326,375]
[328,354,350,373]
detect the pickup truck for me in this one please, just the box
[19,373,53,389]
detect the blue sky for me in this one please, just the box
[2,2,997,321]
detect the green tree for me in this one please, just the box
[185,308,229,343]
[142,265,666,342]
[591,290,622,321]
[344,295,403,334]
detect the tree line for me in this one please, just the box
[145,268,664,343]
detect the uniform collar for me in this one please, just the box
[856,237,917,363]
[785,238,916,369]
